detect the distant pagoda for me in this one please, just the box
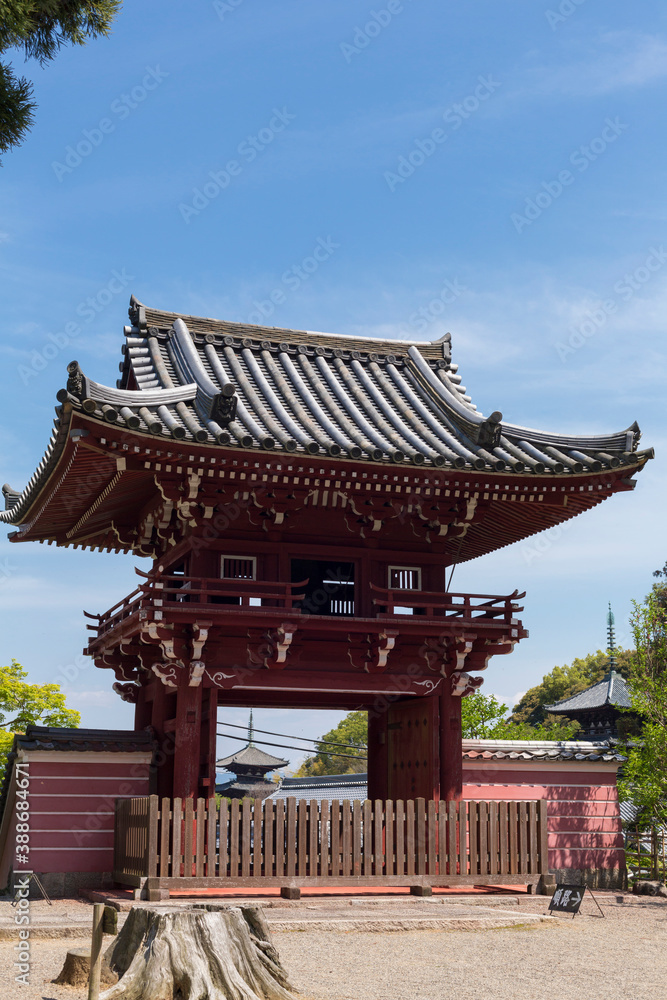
[216,712,288,800]
[544,605,632,739]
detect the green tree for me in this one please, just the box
[294,711,367,776]
[0,1,121,156]
[0,659,80,773]
[462,691,580,741]
[509,648,633,728]
[618,595,667,839]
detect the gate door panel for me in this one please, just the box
[387,696,439,801]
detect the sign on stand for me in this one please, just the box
[548,883,605,918]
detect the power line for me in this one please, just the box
[216,729,367,761]
[217,719,367,752]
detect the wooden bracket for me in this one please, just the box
[450,671,484,698]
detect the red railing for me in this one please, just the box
[370,583,523,624]
[86,575,524,639]
[86,574,307,638]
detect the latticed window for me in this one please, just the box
[221,556,256,580]
[388,566,421,590]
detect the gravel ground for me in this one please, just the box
[277,902,667,1000]
[1,898,664,999]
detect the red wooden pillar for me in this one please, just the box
[173,678,203,800]
[367,705,388,802]
[134,683,152,730]
[439,682,463,802]
[199,686,218,800]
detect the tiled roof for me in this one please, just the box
[1,296,651,527]
[216,744,288,770]
[269,773,369,802]
[14,725,156,754]
[462,738,625,763]
[544,671,632,714]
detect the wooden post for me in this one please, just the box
[367,708,388,802]
[87,903,104,1000]
[439,682,463,802]
[173,677,203,800]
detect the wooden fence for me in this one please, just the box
[114,796,548,892]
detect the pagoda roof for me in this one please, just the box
[216,744,288,770]
[0,297,652,556]
[544,670,632,714]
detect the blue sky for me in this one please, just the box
[1,1,665,771]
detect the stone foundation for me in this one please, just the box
[549,867,627,891]
[11,870,114,899]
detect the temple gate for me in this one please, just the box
[1,296,652,814]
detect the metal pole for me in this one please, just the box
[88,902,104,1000]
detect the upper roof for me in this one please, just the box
[216,744,288,770]
[544,670,632,714]
[1,296,652,530]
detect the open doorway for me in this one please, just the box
[290,559,355,616]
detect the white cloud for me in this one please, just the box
[521,32,667,98]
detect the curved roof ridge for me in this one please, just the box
[544,669,631,712]
[131,296,453,361]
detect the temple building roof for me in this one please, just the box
[0,296,652,559]
[543,670,632,714]
[216,744,288,771]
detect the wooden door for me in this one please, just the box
[387,696,440,801]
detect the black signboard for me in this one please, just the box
[548,883,585,915]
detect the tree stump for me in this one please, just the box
[54,947,117,988]
[99,903,296,1000]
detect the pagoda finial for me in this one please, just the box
[607,603,617,671]
[248,710,254,747]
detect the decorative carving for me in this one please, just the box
[203,668,238,688]
[247,623,297,669]
[191,623,210,662]
[454,638,475,672]
[347,630,399,673]
[188,661,206,687]
[151,662,180,688]
[113,682,140,703]
[209,386,238,427]
[413,678,444,696]
[451,671,484,697]
[66,360,89,400]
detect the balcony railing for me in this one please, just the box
[86,573,524,640]
[370,583,523,623]
[86,573,307,638]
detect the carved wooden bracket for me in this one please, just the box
[247,623,298,669]
[188,660,206,687]
[112,681,140,703]
[451,671,484,698]
[347,630,399,673]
